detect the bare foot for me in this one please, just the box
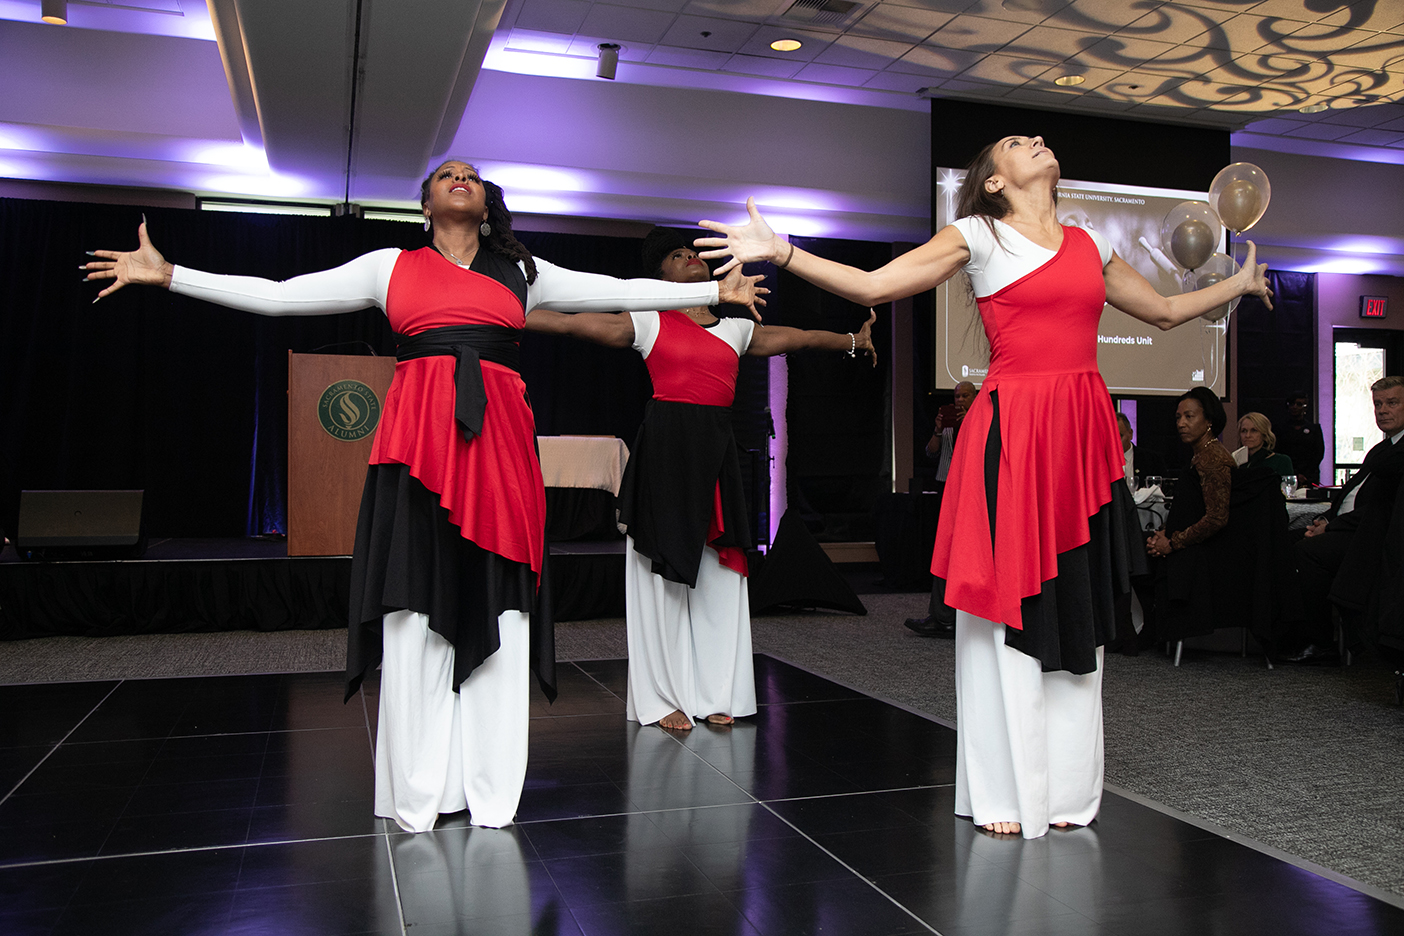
[705,714,734,725]
[657,710,693,731]
[981,821,1021,835]
[1054,822,1070,828]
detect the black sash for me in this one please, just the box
[394,324,522,442]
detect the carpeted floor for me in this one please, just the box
[3,593,1401,900]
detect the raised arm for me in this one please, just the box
[523,309,635,348]
[527,259,767,319]
[1105,240,1272,330]
[746,309,878,367]
[84,222,391,316]
[696,198,970,306]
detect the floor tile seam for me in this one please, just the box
[1102,780,1404,910]
[0,830,391,871]
[564,660,626,702]
[381,827,410,935]
[754,799,944,936]
[514,799,766,832]
[757,782,954,808]
[0,679,127,804]
[751,651,957,730]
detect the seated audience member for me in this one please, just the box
[1285,376,1404,665]
[906,381,976,639]
[1144,387,1235,645]
[1238,412,1294,477]
[1118,411,1167,491]
[1275,390,1326,487]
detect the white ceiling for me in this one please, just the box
[2,0,1403,271]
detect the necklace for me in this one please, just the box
[435,244,472,267]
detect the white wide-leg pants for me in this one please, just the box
[374,608,530,832]
[953,610,1104,839]
[624,536,758,726]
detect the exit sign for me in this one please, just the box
[1360,295,1388,319]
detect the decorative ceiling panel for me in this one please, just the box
[848,5,953,42]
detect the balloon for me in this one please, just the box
[1171,220,1215,271]
[1209,162,1271,233]
[1160,201,1222,272]
[1191,252,1241,322]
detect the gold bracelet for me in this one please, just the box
[778,240,795,269]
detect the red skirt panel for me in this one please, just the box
[369,356,544,576]
[931,371,1123,630]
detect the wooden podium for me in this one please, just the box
[287,352,396,556]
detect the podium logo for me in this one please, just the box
[318,380,382,441]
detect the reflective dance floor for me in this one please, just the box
[2,655,1401,935]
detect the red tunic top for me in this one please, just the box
[643,311,748,576]
[931,227,1124,629]
[370,248,544,577]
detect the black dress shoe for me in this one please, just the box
[1280,644,1341,665]
[904,616,956,638]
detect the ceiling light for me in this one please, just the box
[1054,74,1086,87]
[770,39,803,52]
[596,43,620,80]
[41,0,66,24]
[1299,102,1329,113]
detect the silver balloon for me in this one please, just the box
[1192,252,1241,322]
[1160,201,1223,272]
[1209,163,1271,234]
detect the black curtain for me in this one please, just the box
[780,237,893,541]
[1236,270,1316,430]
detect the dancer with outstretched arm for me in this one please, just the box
[696,136,1271,838]
[84,160,765,834]
[529,226,876,732]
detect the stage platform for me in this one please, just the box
[2,655,1400,935]
[0,538,627,640]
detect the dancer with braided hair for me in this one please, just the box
[85,160,765,833]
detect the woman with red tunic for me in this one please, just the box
[84,160,764,833]
[530,227,875,732]
[697,136,1273,838]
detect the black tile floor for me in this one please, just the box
[2,655,1401,935]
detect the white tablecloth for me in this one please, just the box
[537,436,630,495]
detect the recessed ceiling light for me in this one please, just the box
[1053,74,1085,87]
[1299,102,1329,113]
[770,39,803,52]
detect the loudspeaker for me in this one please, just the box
[15,490,147,560]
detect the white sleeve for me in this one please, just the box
[726,318,756,355]
[168,249,397,316]
[1089,229,1113,267]
[526,257,719,314]
[948,217,989,277]
[630,311,661,357]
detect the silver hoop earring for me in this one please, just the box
[423,218,431,232]
[480,220,492,237]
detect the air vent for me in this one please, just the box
[781,0,861,27]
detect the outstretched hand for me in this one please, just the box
[1238,240,1273,311]
[696,197,786,277]
[855,308,878,368]
[83,221,174,300]
[717,265,770,322]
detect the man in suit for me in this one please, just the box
[1284,376,1404,664]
